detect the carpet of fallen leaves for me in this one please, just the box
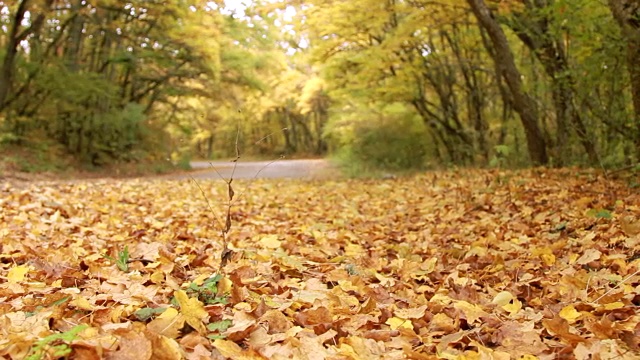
[1,168,640,360]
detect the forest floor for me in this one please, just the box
[1,168,640,359]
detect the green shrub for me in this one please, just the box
[325,103,428,174]
[91,103,147,164]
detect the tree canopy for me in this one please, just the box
[1,0,639,169]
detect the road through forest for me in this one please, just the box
[170,159,338,180]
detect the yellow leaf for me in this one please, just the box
[541,253,555,266]
[568,253,579,264]
[423,257,438,273]
[7,265,30,283]
[385,317,413,330]
[150,271,165,284]
[344,242,364,257]
[559,305,581,323]
[218,276,233,294]
[158,307,180,320]
[175,290,208,333]
[151,335,183,360]
[212,339,264,360]
[466,245,488,257]
[192,273,211,286]
[454,301,488,324]
[470,341,510,360]
[259,235,281,249]
[50,210,61,223]
[70,296,94,310]
[603,302,624,310]
[492,291,514,306]
[147,308,184,338]
[374,272,396,287]
[430,293,453,304]
[502,298,522,315]
[620,216,640,235]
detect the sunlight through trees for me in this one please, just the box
[1,0,639,170]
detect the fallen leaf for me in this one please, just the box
[212,339,264,359]
[175,290,208,334]
[559,305,581,323]
[147,308,184,338]
[106,330,152,360]
[7,265,30,283]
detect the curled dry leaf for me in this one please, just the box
[1,169,639,358]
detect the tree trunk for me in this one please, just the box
[608,0,640,159]
[1,0,30,111]
[504,4,599,165]
[0,0,52,112]
[443,28,489,163]
[466,0,549,165]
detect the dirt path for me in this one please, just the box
[168,159,339,180]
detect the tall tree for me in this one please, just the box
[0,0,53,112]
[608,0,640,158]
[467,0,549,165]
[499,0,598,164]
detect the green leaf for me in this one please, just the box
[587,208,612,219]
[117,246,130,272]
[134,307,167,321]
[26,324,88,360]
[207,319,233,332]
[552,222,568,232]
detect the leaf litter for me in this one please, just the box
[1,169,639,359]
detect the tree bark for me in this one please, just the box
[0,0,51,112]
[608,0,640,159]
[466,0,549,165]
[0,0,30,111]
[504,3,599,165]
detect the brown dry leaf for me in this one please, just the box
[295,306,332,326]
[185,344,212,360]
[105,330,152,360]
[542,316,586,345]
[2,170,640,358]
[259,309,294,333]
[620,215,640,236]
[225,310,257,341]
[338,336,387,358]
[576,249,601,265]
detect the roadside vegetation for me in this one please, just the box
[2,1,640,358]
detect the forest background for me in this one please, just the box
[1,0,640,174]
[3,1,640,358]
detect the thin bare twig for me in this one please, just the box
[593,267,640,304]
[190,124,289,270]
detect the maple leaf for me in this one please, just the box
[212,339,264,359]
[147,308,184,338]
[7,264,30,283]
[106,330,152,360]
[2,169,640,358]
[175,290,209,334]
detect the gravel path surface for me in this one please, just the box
[169,159,339,180]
